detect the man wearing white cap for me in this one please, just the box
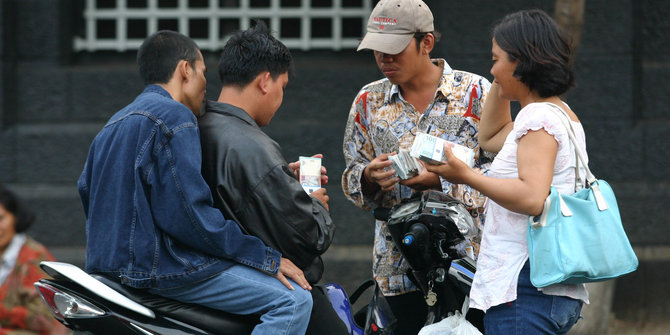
[341,0,491,333]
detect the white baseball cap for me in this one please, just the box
[357,0,434,54]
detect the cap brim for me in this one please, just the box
[357,32,414,55]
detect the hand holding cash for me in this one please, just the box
[291,154,328,190]
[298,156,323,194]
[362,153,399,193]
[410,132,475,168]
[296,156,331,210]
[390,133,475,181]
[389,151,424,180]
[423,138,477,185]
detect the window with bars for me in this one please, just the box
[74,0,374,51]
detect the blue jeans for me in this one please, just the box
[484,261,582,335]
[148,264,312,335]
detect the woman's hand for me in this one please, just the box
[423,143,475,185]
[479,82,514,153]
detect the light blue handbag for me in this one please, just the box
[527,104,638,287]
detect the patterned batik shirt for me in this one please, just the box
[341,59,492,296]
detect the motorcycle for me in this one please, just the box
[34,261,260,334]
[33,262,393,334]
[376,190,482,331]
[34,190,477,334]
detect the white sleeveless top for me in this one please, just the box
[469,102,590,311]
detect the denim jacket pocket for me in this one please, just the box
[163,233,208,270]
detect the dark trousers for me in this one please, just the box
[306,285,350,335]
[385,291,428,335]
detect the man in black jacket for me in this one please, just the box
[199,23,347,334]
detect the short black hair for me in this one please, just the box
[137,30,202,85]
[492,9,575,97]
[0,185,35,233]
[218,21,293,87]
[413,31,441,52]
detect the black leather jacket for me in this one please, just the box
[199,101,335,283]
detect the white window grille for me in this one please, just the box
[74,0,374,51]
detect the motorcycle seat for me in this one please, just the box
[91,274,260,334]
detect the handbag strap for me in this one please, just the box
[543,102,609,211]
[573,149,582,191]
[348,279,376,305]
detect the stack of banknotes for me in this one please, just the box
[389,133,476,180]
[410,132,475,168]
[299,156,322,194]
[389,150,424,180]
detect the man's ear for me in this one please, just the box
[258,71,272,94]
[422,33,435,55]
[176,60,191,82]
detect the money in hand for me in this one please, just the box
[299,156,322,193]
[410,132,475,168]
[389,150,424,180]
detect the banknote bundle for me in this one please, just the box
[410,132,475,168]
[389,150,424,180]
[299,156,321,194]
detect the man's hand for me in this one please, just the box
[363,153,399,192]
[275,257,311,291]
[399,162,442,191]
[288,153,328,185]
[309,188,330,211]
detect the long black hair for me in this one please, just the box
[492,9,575,97]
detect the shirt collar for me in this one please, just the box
[435,59,455,99]
[384,58,453,105]
[204,100,260,129]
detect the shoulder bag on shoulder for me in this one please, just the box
[527,103,638,287]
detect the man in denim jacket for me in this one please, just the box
[78,30,313,335]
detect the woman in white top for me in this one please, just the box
[425,9,588,334]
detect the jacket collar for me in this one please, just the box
[144,84,173,99]
[205,100,260,129]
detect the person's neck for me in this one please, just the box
[401,59,441,93]
[398,60,442,112]
[156,82,180,103]
[520,93,562,108]
[155,82,200,117]
[217,87,259,123]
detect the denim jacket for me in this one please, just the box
[78,85,281,289]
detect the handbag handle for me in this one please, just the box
[543,103,609,211]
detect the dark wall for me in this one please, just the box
[1,0,669,323]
